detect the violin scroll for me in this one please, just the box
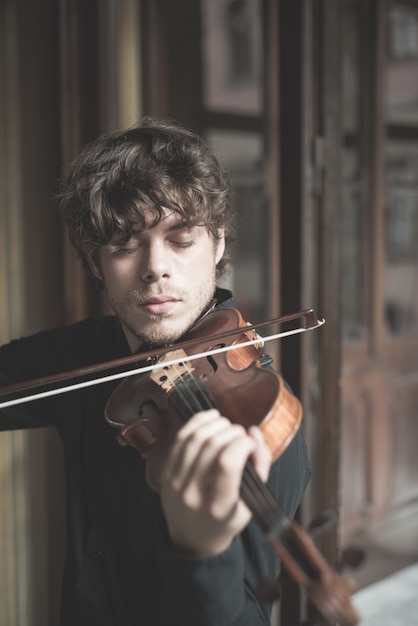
[268,520,359,626]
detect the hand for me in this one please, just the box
[160,409,272,557]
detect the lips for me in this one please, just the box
[140,296,180,315]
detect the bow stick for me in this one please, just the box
[0,309,324,409]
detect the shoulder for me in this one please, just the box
[48,316,128,365]
[0,316,129,381]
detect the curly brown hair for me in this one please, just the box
[59,118,236,279]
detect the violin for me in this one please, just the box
[104,307,359,626]
[0,307,359,625]
[105,307,303,490]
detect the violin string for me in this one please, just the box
[168,361,218,416]
[166,363,202,417]
[241,462,289,533]
[166,361,284,529]
[165,372,357,624]
[165,362,321,576]
[241,461,321,579]
[159,369,357,621]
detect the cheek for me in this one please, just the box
[181,253,216,282]
[101,259,135,292]
[186,238,220,269]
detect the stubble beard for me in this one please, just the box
[108,280,217,349]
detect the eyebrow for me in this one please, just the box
[164,220,194,233]
[129,217,198,238]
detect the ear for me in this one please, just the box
[86,251,103,282]
[215,228,226,265]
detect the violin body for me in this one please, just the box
[104,307,302,491]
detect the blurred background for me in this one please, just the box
[0,0,417,624]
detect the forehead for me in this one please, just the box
[147,208,185,228]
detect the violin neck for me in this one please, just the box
[241,461,319,579]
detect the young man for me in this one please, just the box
[0,119,310,625]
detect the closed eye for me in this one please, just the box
[170,240,194,249]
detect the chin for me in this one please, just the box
[135,324,186,349]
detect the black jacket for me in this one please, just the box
[0,291,311,626]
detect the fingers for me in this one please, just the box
[162,409,254,511]
[247,425,272,483]
[160,410,272,556]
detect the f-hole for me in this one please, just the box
[206,343,225,374]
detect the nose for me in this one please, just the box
[140,240,170,283]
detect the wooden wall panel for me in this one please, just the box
[391,374,418,505]
[0,1,65,624]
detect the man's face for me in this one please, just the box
[89,210,225,352]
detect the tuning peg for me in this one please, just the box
[337,546,366,572]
